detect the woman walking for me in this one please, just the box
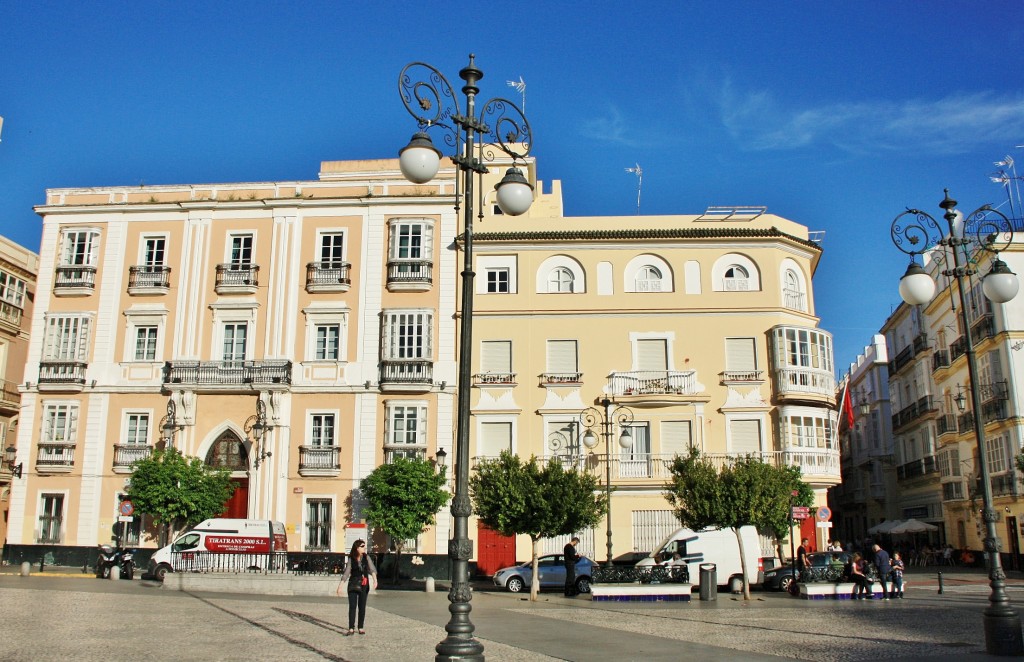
[338,539,377,635]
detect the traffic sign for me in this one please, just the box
[816,506,831,521]
[119,500,135,516]
[117,515,134,523]
[791,506,810,517]
[816,521,833,528]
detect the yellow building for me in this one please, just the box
[7,156,838,568]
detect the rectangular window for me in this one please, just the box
[229,235,254,267]
[486,269,510,293]
[306,499,332,552]
[779,328,833,372]
[38,494,64,544]
[126,414,149,445]
[620,423,651,478]
[479,422,512,457]
[319,233,344,267]
[0,271,27,307]
[143,237,166,267]
[222,323,248,363]
[384,312,432,360]
[661,421,692,456]
[62,230,100,266]
[43,404,78,443]
[986,435,1008,473]
[388,405,423,446]
[636,339,668,371]
[480,341,512,374]
[546,340,578,374]
[725,338,757,371]
[315,324,340,360]
[310,414,335,447]
[134,326,158,361]
[729,419,762,453]
[43,315,91,361]
[391,223,425,260]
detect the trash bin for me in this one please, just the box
[699,563,717,601]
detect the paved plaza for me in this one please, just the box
[1,567,1023,661]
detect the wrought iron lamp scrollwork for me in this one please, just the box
[159,398,181,448]
[3,445,23,479]
[244,398,272,469]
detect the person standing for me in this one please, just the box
[890,551,905,599]
[338,539,377,635]
[563,537,581,597]
[873,543,891,600]
[848,552,873,599]
[796,538,809,574]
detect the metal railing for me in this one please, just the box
[169,551,289,574]
[38,361,88,385]
[386,260,432,285]
[591,565,688,584]
[36,443,76,468]
[473,372,515,385]
[783,288,806,311]
[609,370,699,396]
[298,445,341,471]
[971,314,995,343]
[721,370,764,382]
[164,360,292,386]
[379,360,432,385]
[112,444,152,469]
[937,414,958,436]
[305,262,351,288]
[384,447,426,463]
[991,473,1019,497]
[215,264,259,288]
[54,265,97,290]
[950,336,967,362]
[932,350,950,372]
[891,395,936,430]
[958,411,975,434]
[128,265,171,289]
[897,455,938,480]
[540,372,582,384]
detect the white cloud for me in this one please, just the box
[578,104,652,148]
[719,86,1024,155]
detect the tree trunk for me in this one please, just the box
[733,527,751,601]
[529,536,541,602]
[392,542,404,586]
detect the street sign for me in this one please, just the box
[117,515,134,523]
[791,506,810,518]
[816,506,831,521]
[119,500,135,516]
[816,521,833,528]
[792,511,810,520]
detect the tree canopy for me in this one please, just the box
[360,457,450,582]
[471,451,606,600]
[126,448,236,540]
[664,448,813,599]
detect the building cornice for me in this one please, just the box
[467,226,822,251]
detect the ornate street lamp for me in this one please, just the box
[244,398,271,469]
[579,398,634,567]
[890,189,1023,655]
[159,398,180,449]
[4,445,23,479]
[397,55,533,662]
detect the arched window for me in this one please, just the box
[635,266,663,292]
[205,431,249,470]
[548,267,575,293]
[723,265,749,291]
[783,269,806,311]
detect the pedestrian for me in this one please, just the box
[872,543,891,600]
[338,539,377,635]
[829,540,843,552]
[890,552,905,599]
[563,536,581,596]
[848,552,873,599]
[796,538,809,574]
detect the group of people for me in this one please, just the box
[847,544,905,600]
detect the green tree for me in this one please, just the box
[360,457,450,584]
[471,451,607,601]
[126,448,236,542]
[664,448,812,599]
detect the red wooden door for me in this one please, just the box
[477,523,515,577]
[221,478,248,518]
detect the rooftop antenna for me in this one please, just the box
[625,163,642,214]
[0,115,4,142]
[506,76,526,114]
[991,149,1023,225]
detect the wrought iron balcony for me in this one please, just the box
[36,442,76,470]
[473,372,515,385]
[379,360,432,392]
[112,444,152,471]
[608,370,700,396]
[38,361,88,390]
[305,262,352,293]
[896,455,938,480]
[215,264,259,294]
[971,314,995,344]
[949,336,967,362]
[720,370,765,383]
[386,260,432,291]
[0,301,22,329]
[932,350,950,372]
[942,480,966,501]
[164,360,292,387]
[128,265,171,293]
[53,265,97,295]
[540,372,583,385]
[891,395,936,430]
[298,445,341,475]
[936,414,958,436]
[773,367,836,400]
[958,411,975,433]
[991,473,1019,497]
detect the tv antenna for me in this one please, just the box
[625,163,643,214]
[506,76,526,114]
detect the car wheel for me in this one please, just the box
[728,577,744,593]
[779,575,794,592]
[575,577,591,594]
[153,564,171,582]
[506,576,525,593]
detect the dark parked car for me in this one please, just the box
[762,551,851,592]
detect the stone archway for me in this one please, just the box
[205,430,250,518]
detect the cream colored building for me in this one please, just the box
[7,156,839,568]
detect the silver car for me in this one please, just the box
[492,553,595,594]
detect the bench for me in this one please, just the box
[589,565,692,602]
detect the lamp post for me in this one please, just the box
[3,445,22,479]
[580,398,634,567]
[244,398,271,469]
[891,189,1023,655]
[159,398,180,449]
[397,55,534,662]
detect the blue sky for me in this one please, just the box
[2,1,1023,372]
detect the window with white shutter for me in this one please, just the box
[729,419,762,453]
[636,339,668,371]
[546,340,578,379]
[478,422,512,458]
[725,338,756,371]
[661,421,692,457]
[480,341,512,373]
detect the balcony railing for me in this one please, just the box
[0,301,23,328]
[897,455,938,480]
[164,360,292,386]
[386,260,432,290]
[298,445,341,474]
[384,447,426,463]
[889,345,913,375]
[113,444,152,470]
[38,361,88,385]
[723,278,749,291]
[891,395,936,430]
[36,442,76,469]
[473,372,515,385]
[958,411,975,434]
[932,350,950,372]
[609,370,700,396]
[774,367,836,399]
[982,398,1009,424]
[54,265,97,293]
[913,333,929,353]
[379,360,432,386]
[541,372,583,385]
[305,262,351,292]
[971,314,995,344]
[942,480,966,501]
[991,473,1019,497]
[936,414,958,436]
[720,370,764,383]
[783,288,806,311]
[950,336,967,362]
[128,265,171,292]
[215,264,259,292]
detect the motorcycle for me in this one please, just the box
[95,545,134,579]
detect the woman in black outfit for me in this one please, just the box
[848,552,873,599]
[338,539,378,635]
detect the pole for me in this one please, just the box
[789,491,797,593]
[602,398,613,567]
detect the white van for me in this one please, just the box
[148,519,287,581]
[635,526,762,592]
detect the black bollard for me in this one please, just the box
[937,571,943,594]
[39,557,45,573]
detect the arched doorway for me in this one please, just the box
[205,431,250,519]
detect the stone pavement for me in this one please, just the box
[1,565,1022,661]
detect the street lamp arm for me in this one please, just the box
[478,97,532,161]
[398,61,460,145]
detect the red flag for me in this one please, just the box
[839,384,854,432]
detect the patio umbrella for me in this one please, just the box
[889,519,938,534]
[867,520,902,534]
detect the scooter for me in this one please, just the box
[95,545,134,579]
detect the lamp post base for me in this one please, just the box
[984,611,1024,656]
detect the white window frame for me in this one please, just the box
[42,402,79,444]
[134,326,158,361]
[226,233,255,267]
[629,332,676,371]
[478,419,515,458]
[60,229,101,267]
[536,256,585,294]
[209,303,258,362]
[317,230,348,267]
[122,306,168,363]
[124,412,151,445]
[42,313,93,361]
[0,270,27,307]
[382,310,433,360]
[37,491,68,544]
[711,253,760,292]
[384,400,428,458]
[725,415,766,454]
[309,412,337,448]
[624,254,673,293]
[477,255,518,294]
[140,234,169,267]
[780,260,808,312]
[302,305,349,363]
[388,219,434,262]
[303,495,335,552]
